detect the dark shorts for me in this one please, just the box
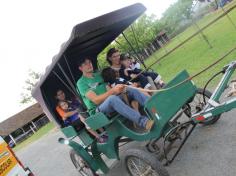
[70,119,85,132]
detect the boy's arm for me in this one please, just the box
[86,84,124,105]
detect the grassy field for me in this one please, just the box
[13,122,55,152]
[146,1,236,88]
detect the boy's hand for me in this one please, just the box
[112,84,125,94]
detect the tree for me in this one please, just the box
[20,69,41,104]
[161,0,194,34]
[112,14,160,53]
[97,13,170,66]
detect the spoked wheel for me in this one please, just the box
[165,122,191,142]
[184,88,221,125]
[125,149,169,176]
[70,149,98,176]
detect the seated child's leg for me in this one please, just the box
[121,92,130,106]
[143,71,157,80]
[131,100,139,112]
[144,71,165,88]
[143,71,161,83]
[79,115,100,138]
[136,75,151,89]
[70,119,85,132]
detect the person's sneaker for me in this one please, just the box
[145,120,154,131]
[101,134,108,140]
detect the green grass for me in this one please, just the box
[13,122,55,152]
[145,1,236,89]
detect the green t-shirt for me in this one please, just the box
[77,72,107,114]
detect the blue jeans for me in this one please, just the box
[97,87,149,128]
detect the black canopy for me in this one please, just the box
[32,3,146,125]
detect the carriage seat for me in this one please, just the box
[84,112,121,130]
[61,126,94,147]
[60,112,120,147]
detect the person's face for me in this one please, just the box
[121,59,130,68]
[79,59,94,73]
[59,101,68,110]
[56,90,65,101]
[110,51,120,65]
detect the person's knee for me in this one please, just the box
[107,95,119,104]
[127,87,139,95]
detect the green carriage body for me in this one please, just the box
[59,70,197,173]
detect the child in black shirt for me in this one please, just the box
[101,67,133,88]
[119,54,165,89]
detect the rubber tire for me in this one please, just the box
[124,148,169,176]
[70,149,97,176]
[187,88,221,125]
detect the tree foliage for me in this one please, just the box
[116,14,161,52]
[161,0,194,34]
[97,14,164,68]
[20,69,41,104]
[97,0,195,68]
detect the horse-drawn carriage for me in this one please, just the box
[32,3,236,175]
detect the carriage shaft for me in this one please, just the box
[193,96,236,123]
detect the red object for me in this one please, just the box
[195,115,205,121]
[151,108,157,114]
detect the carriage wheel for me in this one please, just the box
[70,149,98,176]
[184,88,221,125]
[125,149,169,176]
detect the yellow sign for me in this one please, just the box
[0,139,18,176]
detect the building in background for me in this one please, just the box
[0,103,49,147]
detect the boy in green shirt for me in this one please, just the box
[77,57,154,130]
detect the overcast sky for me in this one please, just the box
[0,0,176,122]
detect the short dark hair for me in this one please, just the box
[106,48,119,65]
[77,56,92,67]
[101,67,116,84]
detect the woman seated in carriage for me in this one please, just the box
[55,89,108,143]
[106,48,165,90]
